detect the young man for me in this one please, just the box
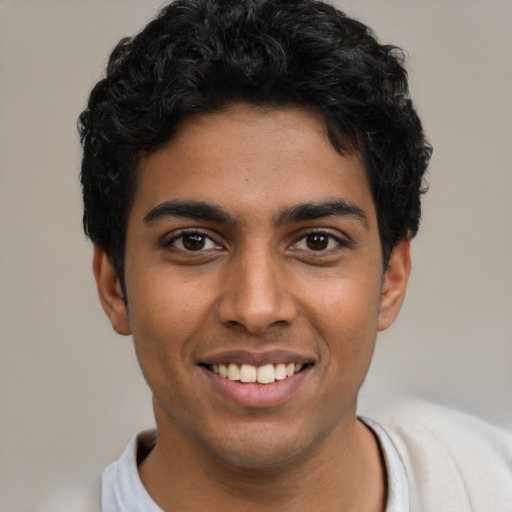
[79,0,512,510]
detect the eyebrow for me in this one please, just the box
[144,200,233,224]
[275,200,368,228]
[144,198,368,228]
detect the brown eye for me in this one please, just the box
[306,233,330,251]
[292,231,347,254]
[166,231,220,252]
[181,233,207,251]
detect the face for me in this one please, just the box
[94,104,410,468]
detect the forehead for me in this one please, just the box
[132,104,376,225]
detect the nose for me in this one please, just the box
[217,247,298,335]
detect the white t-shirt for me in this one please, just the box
[101,419,409,512]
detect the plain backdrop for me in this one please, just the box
[1,0,511,510]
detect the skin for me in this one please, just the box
[94,104,411,512]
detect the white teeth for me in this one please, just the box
[240,364,257,383]
[219,363,228,378]
[257,364,275,384]
[210,362,307,384]
[275,363,287,380]
[228,363,241,381]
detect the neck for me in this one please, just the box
[139,405,387,512]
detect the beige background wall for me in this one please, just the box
[1,1,510,510]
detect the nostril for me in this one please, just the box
[217,296,298,334]
[224,319,249,332]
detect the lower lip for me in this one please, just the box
[199,366,312,408]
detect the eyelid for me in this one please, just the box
[163,228,224,250]
[288,228,352,255]
[294,227,348,244]
[161,227,350,253]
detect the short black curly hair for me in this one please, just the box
[79,0,431,279]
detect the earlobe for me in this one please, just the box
[377,238,412,331]
[92,246,131,336]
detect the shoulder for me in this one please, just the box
[37,430,157,512]
[373,401,512,512]
[102,429,161,512]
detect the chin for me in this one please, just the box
[205,423,319,469]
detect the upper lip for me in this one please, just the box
[199,348,316,366]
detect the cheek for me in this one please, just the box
[129,270,213,332]
[127,280,200,404]
[302,274,382,333]
[301,274,382,370]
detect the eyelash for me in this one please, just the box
[291,229,349,253]
[164,230,222,252]
[164,228,348,254]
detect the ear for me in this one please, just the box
[92,245,131,336]
[377,238,412,331]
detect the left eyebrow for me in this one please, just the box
[275,200,368,228]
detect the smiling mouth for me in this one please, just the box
[201,362,311,385]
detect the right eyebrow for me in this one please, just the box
[143,200,233,225]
